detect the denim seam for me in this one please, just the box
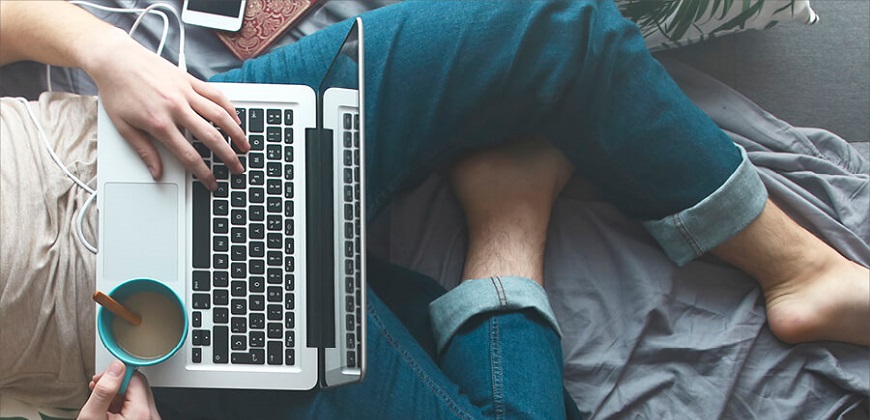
[673,213,702,256]
[495,276,508,306]
[369,302,476,420]
[490,317,505,420]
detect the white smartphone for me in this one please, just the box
[181,0,247,32]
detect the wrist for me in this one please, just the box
[76,26,134,79]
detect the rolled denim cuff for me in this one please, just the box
[429,276,561,354]
[643,146,767,266]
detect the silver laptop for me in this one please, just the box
[95,18,366,390]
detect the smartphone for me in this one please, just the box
[181,0,247,32]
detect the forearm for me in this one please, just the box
[0,0,130,73]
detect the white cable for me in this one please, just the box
[15,97,99,253]
[77,189,99,254]
[46,64,53,92]
[127,3,186,71]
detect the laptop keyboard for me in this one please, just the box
[339,111,363,369]
[190,106,297,367]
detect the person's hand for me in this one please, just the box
[78,360,160,420]
[81,26,248,190]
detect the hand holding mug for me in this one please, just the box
[78,360,161,419]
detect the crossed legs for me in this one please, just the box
[450,136,869,348]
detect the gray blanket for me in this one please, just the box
[368,60,870,419]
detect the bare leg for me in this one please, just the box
[450,136,573,285]
[713,200,870,346]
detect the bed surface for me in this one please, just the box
[0,1,867,418]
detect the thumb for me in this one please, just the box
[79,360,126,419]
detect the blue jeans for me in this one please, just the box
[184,0,769,416]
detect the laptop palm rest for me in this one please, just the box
[102,182,179,283]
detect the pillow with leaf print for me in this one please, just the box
[616,0,819,52]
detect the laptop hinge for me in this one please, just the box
[305,127,336,351]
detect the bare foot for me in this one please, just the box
[713,200,870,346]
[450,136,574,285]
[763,257,869,345]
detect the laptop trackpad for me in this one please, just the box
[102,183,179,283]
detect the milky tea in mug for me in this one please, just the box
[98,278,187,393]
[112,291,184,359]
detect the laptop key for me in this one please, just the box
[214,289,229,306]
[214,182,229,198]
[267,233,281,249]
[214,164,230,180]
[268,341,283,365]
[266,126,281,142]
[250,242,266,258]
[267,304,282,320]
[214,199,229,216]
[193,311,202,328]
[267,268,282,284]
[213,307,229,324]
[231,317,246,333]
[285,349,296,366]
[250,206,265,222]
[214,219,229,235]
[231,299,246,314]
[284,109,293,126]
[250,331,265,348]
[193,271,210,291]
[249,109,264,133]
[231,335,246,351]
[284,127,293,144]
[250,313,265,330]
[267,323,282,339]
[250,277,265,293]
[267,109,281,125]
[250,259,265,275]
[192,294,211,310]
[267,286,282,302]
[214,236,229,252]
[249,295,265,311]
[231,245,246,261]
[191,182,211,268]
[231,281,246,296]
[235,349,266,365]
[285,331,295,348]
[214,271,229,287]
[192,347,202,363]
[214,326,228,364]
[267,162,281,178]
[284,292,295,310]
[249,134,263,151]
[250,153,264,169]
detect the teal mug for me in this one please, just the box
[97,278,188,393]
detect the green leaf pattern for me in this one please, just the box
[617,0,819,51]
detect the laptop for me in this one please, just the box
[95,18,366,390]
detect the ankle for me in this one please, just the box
[462,221,547,285]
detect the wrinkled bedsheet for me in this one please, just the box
[368,60,870,419]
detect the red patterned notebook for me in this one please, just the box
[215,0,319,61]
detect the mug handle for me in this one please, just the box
[119,364,136,394]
